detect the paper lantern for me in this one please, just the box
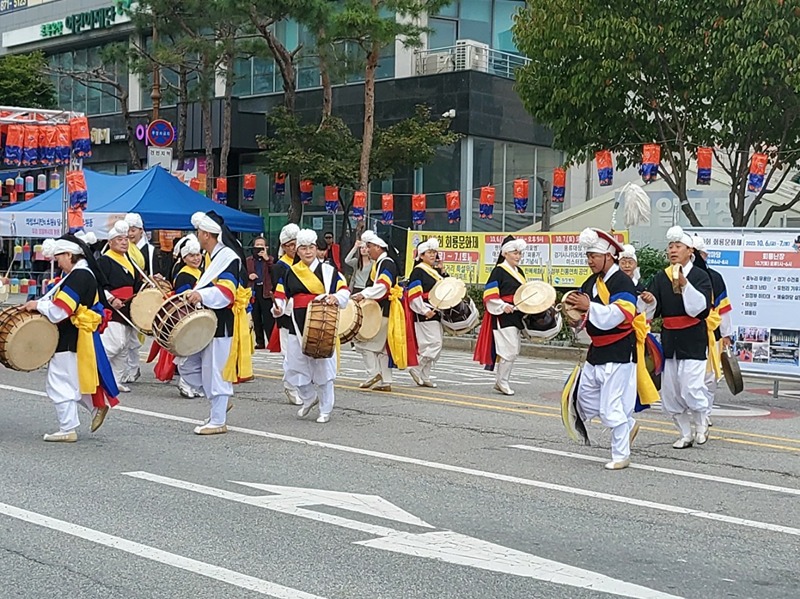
[274,172,286,195]
[49,172,60,189]
[215,177,228,204]
[4,125,23,166]
[70,116,92,158]
[68,207,85,233]
[5,178,14,191]
[28,281,37,296]
[300,179,314,204]
[412,193,427,225]
[12,245,21,261]
[595,150,613,186]
[446,191,461,223]
[552,168,566,203]
[513,179,529,214]
[22,125,40,166]
[10,278,19,294]
[189,178,200,191]
[381,193,394,225]
[22,243,31,261]
[37,174,47,191]
[696,147,712,185]
[243,173,256,201]
[747,153,768,192]
[66,170,88,209]
[19,278,28,294]
[14,176,23,193]
[39,125,56,166]
[324,186,339,213]
[352,190,367,220]
[640,144,661,183]
[55,124,71,165]
[24,176,34,192]
[24,192,34,201]
[479,186,495,219]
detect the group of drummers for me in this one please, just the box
[9,214,734,472]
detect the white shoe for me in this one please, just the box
[297,398,320,419]
[422,380,437,388]
[43,430,77,443]
[118,384,131,393]
[604,458,630,470]
[193,424,227,435]
[284,388,303,405]
[316,414,331,424]
[672,437,694,449]
[695,429,709,445]
[179,379,201,398]
[494,383,515,396]
[409,369,424,386]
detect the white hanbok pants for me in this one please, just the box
[46,352,94,432]
[101,321,138,386]
[493,326,521,387]
[285,333,336,415]
[180,337,233,427]
[355,317,391,383]
[410,320,443,382]
[125,335,143,379]
[577,362,637,461]
[280,327,298,396]
[661,359,709,438]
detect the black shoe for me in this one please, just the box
[255,344,266,350]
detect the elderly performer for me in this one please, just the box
[24,233,119,442]
[565,228,644,470]
[351,230,406,392]
[269,223,302,405]
[648,226,713,448]
[407,237,447,388]
[182,211,246,435]
[272,230,349,423]
[122,212,154,384]
[473,235,526,396]
[692,234,733,424]
[619,243,658,320]
[97,220,143,392]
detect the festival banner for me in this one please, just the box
[405,231,483,284]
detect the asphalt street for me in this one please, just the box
[1,346,799,599]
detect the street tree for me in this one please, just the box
[0,52,56,109]
[514,0,800,227]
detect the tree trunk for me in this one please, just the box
[287,174,302,224]
[318,30,332,122]
[358,43,380,192]
[202,96,215,199]
[120,90,142,171]
[259,25,297,112]
[220,47,234,179]
[176,64,188,164]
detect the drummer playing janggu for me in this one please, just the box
[407,237,447,388]
[272,229,350,423]
[473,235,528,396]
[24,233,120,442]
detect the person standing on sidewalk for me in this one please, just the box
[246,236,274,350]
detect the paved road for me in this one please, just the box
[1,346,799,599]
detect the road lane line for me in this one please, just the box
[0,501,329,599]
[510,445,800,496]
[3,384,800,537]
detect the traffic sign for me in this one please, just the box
[146,119,175,147]
[147,146,173,171]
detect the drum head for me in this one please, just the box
[4,313,58,371]
[170,311,218,357]
[337,300,359,337]
[514,281,556,314]
[560,290,588,324]
[429,278,466,310]
[130,288,165,333]
[356,299,382,341]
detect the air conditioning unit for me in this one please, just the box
[454,39,489,73]
[416,51,455,76]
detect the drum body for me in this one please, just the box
[558,290,588,325]
[522,307,563,341]
[130,288,165,334]
[355,299,382,342]
[152,295,217,357]
[440,298,479,335]
[0,306,58,371]
[302,302,340,359]
[337,300,363,343]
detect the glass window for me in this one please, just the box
[428,17,457,49]
[493,0,524,53]
[459,0,491,45]
[436,3,458,17]
[253,57,275,94]
[233,58,252,96]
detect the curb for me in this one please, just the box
[442,335,586,362]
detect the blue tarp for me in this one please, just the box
[0,167,264,233]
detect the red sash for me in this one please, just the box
[662,315,700,329]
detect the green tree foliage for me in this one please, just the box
[0,52,56,110]
[514,0,800,227]
[635,245,669,286]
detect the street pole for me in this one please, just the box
[151,24,161,120]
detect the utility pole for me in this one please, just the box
[151,24,161,119]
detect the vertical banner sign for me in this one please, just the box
[215,177,228,204]
[352,191,367,220]
[689,228,800,378]
[381,194,394,224]
[479,186,495,219]
[243,174,256,201]
[446,191,461,223]
[411,193,427,225]
[324,186,339,213]
[640,144,661,183]
[696,147,712,185]
[595,150,614,186]
[513,179,529,214]
[300,179,314,204]
[552,168,566,202]
[747,153,768,192]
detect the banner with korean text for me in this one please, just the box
[688,228,800,378]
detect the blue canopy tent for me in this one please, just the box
[0,167,264,238]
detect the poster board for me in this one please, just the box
[405,230,628,287]
[688,228,800,378]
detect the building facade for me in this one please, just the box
[0,0,569,251]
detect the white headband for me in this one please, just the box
[619,244,637,262]
[124,212,144,230]
[280,223,300,244]
[362,230,388,248]
[417,237,439,255]
[108,220,129,241]
[666,226,693,248]
[296,229,318,247]
[180,234,201,258]
[692,235,707,252]
[500,238,526,255]
[579,228,617,256]
[191,211,222,235]
[42,231,97,258]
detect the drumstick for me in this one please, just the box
[130,258,170,298]
[108,301,150,336]
[513,287,547,310]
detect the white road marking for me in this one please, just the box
[3,383,798,539]
[0,501,328,599]
[510,446,800,497]
[128,472,683,599]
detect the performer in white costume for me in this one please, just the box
[122,212,154,384]
[407,237,446,388]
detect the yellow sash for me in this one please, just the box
[500,262,526,285]
[128,243,145,271]
[597,275,658,406]
[706,308,722,378]
[71,305,102,395]
[417,263,443,281]
[178,265,202,281]
[387,284,408,369]
[292,262,325,295]
[104,249,134,275]
[222,285,254,382]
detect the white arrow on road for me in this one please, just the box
[125,471,683,599]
